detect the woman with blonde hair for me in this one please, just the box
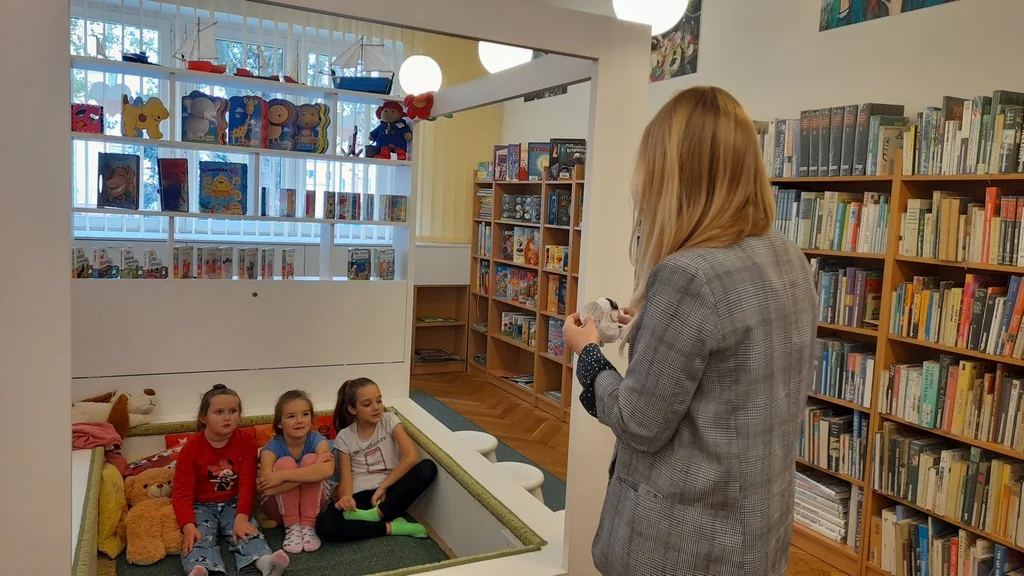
[563,86,817,576]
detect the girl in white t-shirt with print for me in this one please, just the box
[314,378,437,541]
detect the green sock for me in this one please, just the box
[343,507,380,522]
[389,517,427,538]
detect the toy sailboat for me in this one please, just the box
[328,36,394,95]
[174,18,226,74]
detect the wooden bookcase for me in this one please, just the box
[779,151,1024,576]
[411,285,469,375]
[468,168,584,423]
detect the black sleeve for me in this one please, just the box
[575,343,618,417]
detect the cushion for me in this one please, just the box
[96,462,127,558]
[126,439,186,477]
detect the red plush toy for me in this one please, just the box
[404,92,434,121]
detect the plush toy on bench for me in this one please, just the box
[71,389,158,438]
[580,297,624,346]
[124,467,181,565]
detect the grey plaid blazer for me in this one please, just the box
[591,230,817,576]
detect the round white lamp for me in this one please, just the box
[612,0,689,36]
[477,42,533,74]
[398,55,442,94]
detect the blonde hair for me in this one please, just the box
[624,86,773,339]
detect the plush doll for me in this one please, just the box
[367,101,413,160]
[71,389,158,438]
[404,92,434,120]
[124,467,181,565]
[581,297,624,345]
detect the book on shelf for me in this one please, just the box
[500,312,536,347]
[544,245,570,272]
[799,399,869,481]
[774,189,890,254]
[546,188,572,226]
[476,162,493,181]
[347,248,371,280]
[890,273,1024,360]
[499,194,541,224]
[374,247,395,280]
[477,260,490,295]
[414,349,464,364]
[544,390,562,403]
[198,161,247,215]
[477,188,494,220]
[495,264,538,308]
[813,337,875,408]
[511,226,540,266]
[811,259,882,329]
[547,317,564,357]
[546,275,567,316]
[794,468,863,550]
[471,322,487,333]
[97,152,141,210]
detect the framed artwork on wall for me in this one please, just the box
[819,0,959,31]
[649,0,701,84]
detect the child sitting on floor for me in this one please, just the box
[257,390,335,554]
[315,377,437,541]
[172,384,289,576]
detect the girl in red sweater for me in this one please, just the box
[172,385,289,576]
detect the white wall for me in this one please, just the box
[505,0,1024,142]
[0,0,71,573]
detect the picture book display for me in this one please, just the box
[198,161,248,215]
[267,99,297,151]
[348,248,371,280]
[228,95,269,148]
[97,152,141,210]
[548,139,586,181]
[293,103,332,154]
[157,158,189,212]
[181,90,228,145]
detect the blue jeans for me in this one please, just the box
[182,498,271,575]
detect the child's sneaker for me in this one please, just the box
[282,524,303,554]
[302,525,322,552]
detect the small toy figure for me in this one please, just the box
[121,95,169,139]
[367,101,412,160]
[71,104,104,134]
[580,297,625,345]
[404,92,434,120]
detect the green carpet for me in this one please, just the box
[116,525,449,575]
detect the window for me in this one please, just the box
[69,2,404,247]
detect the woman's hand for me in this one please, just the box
[564,313,601,355]
[334,494,357,511]
[256,470,285,492]
[233,514,259,545]
[182,523,202,556]
[371,486,387,507]
[618,306,635,325]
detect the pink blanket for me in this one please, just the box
[72,422,129,475]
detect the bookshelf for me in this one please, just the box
[469,168,584,423]
[775,150,1024,575]
[411,285,470,376]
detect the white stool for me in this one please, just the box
[495,461,545,504]
[454,430,499,463]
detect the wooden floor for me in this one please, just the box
[411,372,849,576]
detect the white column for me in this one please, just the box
[564,34,652,575]
[0,0,72,573]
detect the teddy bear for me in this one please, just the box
[367,101,413,160]
[581,297,625,345]
[71,389,158,439]
[124,467,181,565]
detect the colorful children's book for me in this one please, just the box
[324,191,337,220]
[71,104,103,134]
[281,248,295,279]
[527,142,551,180]
[157,158,189,212]
[348,248,371,280]
[181,90,228,144]
[260,248,275,280]
[266,99,297,151]
[173,245,193,279]
[548,138,587,181]
[278,188,296,217]
[198,162,248,215]
[374,248,395,280]
[303,190,316,218]
[293,103,332,154]
[97,152,141,210]
[227,95,269,148]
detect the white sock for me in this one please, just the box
[254,550,290,576]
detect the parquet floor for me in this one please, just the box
[411,372,849,576]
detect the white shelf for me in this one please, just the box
[73,206,410,228]
[70,132,412,168]
[70,55,404,105]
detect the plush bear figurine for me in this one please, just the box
[581,297,624,345]
[367,101,413,160]
[124,467,181,565]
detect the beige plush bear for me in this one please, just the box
[124,467,181,565]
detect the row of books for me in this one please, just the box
[495,265,538,308]
[874,421,1024,553]
[499,226,540,266]
[810,259,882,329]
[476,188,493,220]
[476,222,492,257]
[544,245,570,272]
[794,468,863,550]
[900,189,1024,267]
[547,318,564,358]
[757,102,906,178]
[490,139,586,182]
[871,506,1024,575]
[75,245,300,280]
[347,248,396,281]
[799,401,870,481]
[880,357,1024,452]
[890,274,1024,361]
[546,189,573,227]
[500,312,537,347]
[903,90,1024,177]
[546,275,567,317]
[498,194,542,224]
[476,260,490,295]
[774,189,890,254]
[813,337,876,409]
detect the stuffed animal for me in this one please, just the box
[581,297,624,345]
[71,389,158,439]
[404,92,434,120]
[367,101,413,160]
[124,467,181,565]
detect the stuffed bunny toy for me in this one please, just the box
[581,297,624,345]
